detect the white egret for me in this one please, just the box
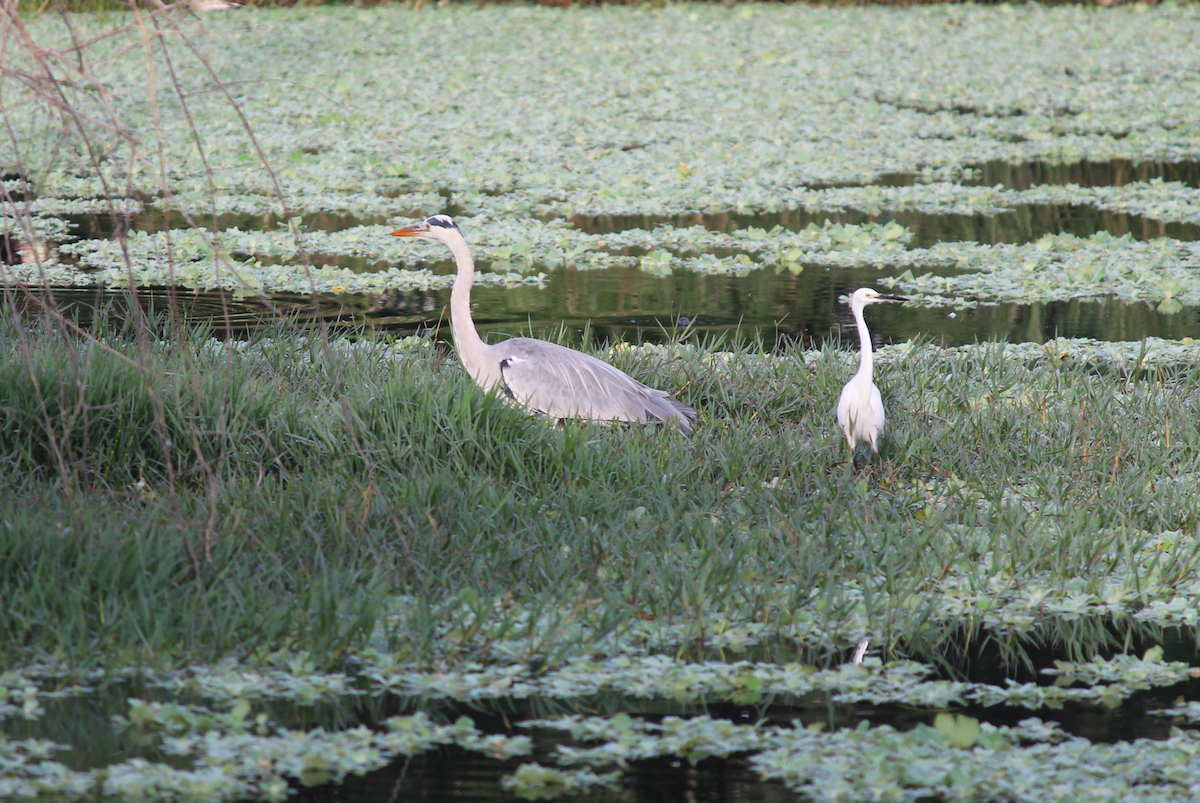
[835,287,907,457]
[392,215,696,431]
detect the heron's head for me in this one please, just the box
[850,287,908,306]
[390,214,461,242]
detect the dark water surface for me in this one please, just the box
[968,158,1200,191]
[4,605,1198,800]
[284,631,1200,802]
[294,747,790,803]
[565,199,1200,250]
[286,678,1200,802]
[23,264,1200,351]
[7,662,1196,803]
[16,157,1198,349]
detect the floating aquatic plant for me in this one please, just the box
[6,5,1200,801]
[5,3,1200,308]
[501,763,621,801]
[751,718,1200,803]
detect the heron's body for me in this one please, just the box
[835,288,907,454]
[393,216,696,431]
[836,371,886,452]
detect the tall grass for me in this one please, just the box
[2,0,1197,679]
[2,304,1199,670]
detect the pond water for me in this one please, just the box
[9,158,1200,802]
[6,630,1197,803]
[562,193,1200,251]
[30,266,1200,352]
[967,158,1200,192]
[8,678,1197,803]
[9,1,1200,798]
[22,157,1200,349]
[297,748,785,803]
[284,680,1200,802]
[289,631,1200,801]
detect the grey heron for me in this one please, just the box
[391,215,696,431]
[835,287,907,455]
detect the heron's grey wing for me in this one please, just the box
[494,338,695,431]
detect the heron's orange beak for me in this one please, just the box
[390,223,426,237]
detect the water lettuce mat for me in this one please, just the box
[6,4,1200,305]
[5,640,1200,801]
[5,3,1200,801]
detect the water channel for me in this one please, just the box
[6,158,1200,801]
[7,158,1200,351]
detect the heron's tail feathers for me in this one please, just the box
[644,395,697,433]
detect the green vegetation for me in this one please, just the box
[4,2,1200,799]
[8,3,1200,305]
[6,315,1200,669]
[4,317,1200,797]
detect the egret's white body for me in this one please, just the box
[835,288,907,454]
[392,215,696,431]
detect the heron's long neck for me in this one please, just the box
[447,233,489,373]
[853,303,874,379]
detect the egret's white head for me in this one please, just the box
[849,287,908,307]
[391,214,461,242]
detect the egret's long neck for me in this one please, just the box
[853,301,874,379]
[446,233,489,374]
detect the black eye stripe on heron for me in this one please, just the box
[390,215,696,432]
